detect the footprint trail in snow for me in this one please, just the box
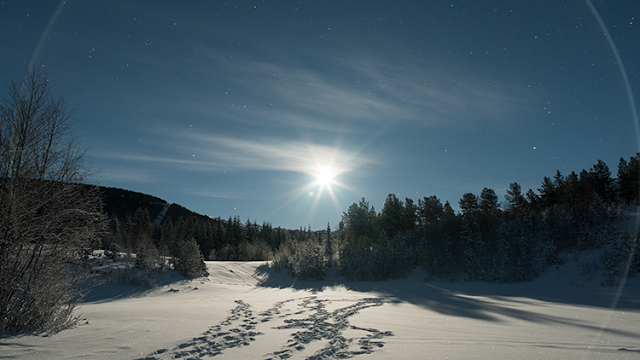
[138,296,393,359]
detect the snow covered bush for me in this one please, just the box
[272,238,328,280]
[291,240,327,280]
[237,240,274,261]
[135,240,161,272]
[171,239,209,278]
[216,244,237,260]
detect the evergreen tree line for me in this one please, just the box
[101,154,640,285]
[102,209,323,273]
[276,155,640,284]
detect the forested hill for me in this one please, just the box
[96,186,212,226]
[92,185,292,262]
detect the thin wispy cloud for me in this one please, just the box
[204,43,537,131]
[93,130,377,178]
[92,22,538,136]
[177,131,377,176]
[91,149,224,170]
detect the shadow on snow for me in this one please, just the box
[255,264,640,340]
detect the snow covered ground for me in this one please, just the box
[2,254,639,360]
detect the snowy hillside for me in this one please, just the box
[1,255,639,359]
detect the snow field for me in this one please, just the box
[1,258,639,359]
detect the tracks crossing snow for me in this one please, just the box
[137,296,393,359]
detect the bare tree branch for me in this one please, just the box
[0,67,106,333]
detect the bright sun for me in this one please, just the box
[316,166,335,187]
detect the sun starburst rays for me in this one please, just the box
[276,145,360,226]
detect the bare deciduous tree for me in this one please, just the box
[0,67,105,333]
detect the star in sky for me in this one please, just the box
[0,0,638,229]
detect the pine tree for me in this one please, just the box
[341,197,377,246]
[589,159,613,202]
[418,195,444,226]
[479,188,499,216]
[525,189,540,212]
[538,176,557,208]
[505,182,527,210]
[325,222,334,256]
[380,194,405,238]
[404,197,418,232]
[459,193,479,215]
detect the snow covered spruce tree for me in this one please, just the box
[171,238,209,278]
[0,68,106,332]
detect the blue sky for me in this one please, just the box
[1,1,639,229]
